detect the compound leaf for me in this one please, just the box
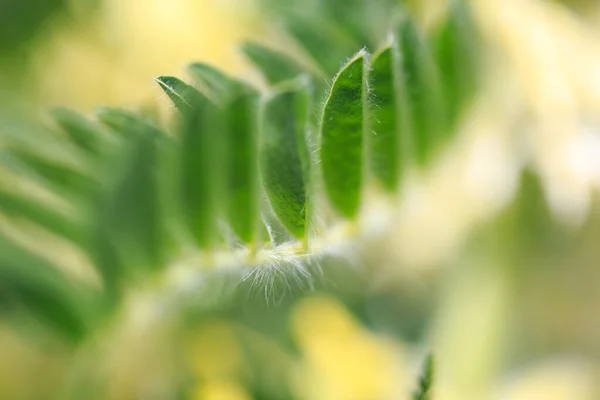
[320,51,366,219]
[259,80,311,240]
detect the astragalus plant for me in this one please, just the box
[0,0,480,397]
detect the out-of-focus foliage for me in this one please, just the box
[1,0,600,399]
[0,0,475,396]
[0,0,66,55]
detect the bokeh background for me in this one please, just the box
[1,0,600,399]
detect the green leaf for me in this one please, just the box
[187,62,242,103]
[0,189,87,246]
[320,51,366,219]
[433,0,479,130]
[286,16,359,76]
[261,205,294,247]
[259,80,311,240]
[369,45,402,192]
[181,92,225,249]
[0,235,93,342]
[96,107,173,278]
[7,147,96,196]
[412,354,434,400]
[223,92,260,245]
[97,107,164,138]
[88,216,123,303]
[240,42,306,86]
[188,63,262,245]
[320,0,374,47]
[50,107,108,155]
[157,75,225,248]
[397,17,445,167]
[155,76,205,113]
[98,109,163,271]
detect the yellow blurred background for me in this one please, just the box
[29,0,262,112]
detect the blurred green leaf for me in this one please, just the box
[0,234,92,343]
[95,108,172,284]
[397,17,445,167]
[285,16,358,76]
[188,63,262,245]
[369,45,402,192]
[157,77,225,249]
[88,217,122,303]
[319,0,374,47]
[240,42,306,86]
[187,62,242,103]
[257,0,397,49]
[96,108,164,271]
[485,169,570,269]
[0,189,87,246]
[50,107,109,155]
[320,51,366,219]
[412,354,434,400]
[7,147,96,196]
[0,0,67,54]
[97,106,164,138]
[259,80,311,241]
[224,93,260,245]
[433,0,479,131]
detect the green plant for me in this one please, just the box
[412,354,434,400]
[0,0,478,396]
